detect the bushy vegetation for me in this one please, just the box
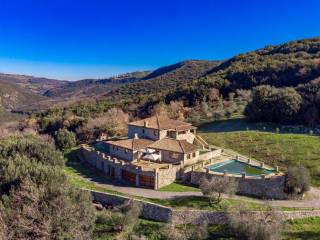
[0,135,95,239]
[227,205,285,240]
[246,83,320,125]
[55,128,76,150]
[284,166,311,195]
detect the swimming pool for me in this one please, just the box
[208,159,273,177]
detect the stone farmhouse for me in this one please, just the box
[78,115,222,189]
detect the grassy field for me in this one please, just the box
[283,217,320,240]
[199,122,320,186]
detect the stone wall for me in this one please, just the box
[171,209,320,225]
[157,164,181,188]
[89,189,320,225]
[90,190,172,222]
[78,147,180,189]
[198,149,222,162]
[190,171,289,200]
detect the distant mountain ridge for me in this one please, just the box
[43,71,151,98]
[0,73,67,95]
[0,37,319,122]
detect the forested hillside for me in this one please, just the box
[200,37,320,91]
[1,37,320,126]
[44,71,150,98]
[0,73,67,95]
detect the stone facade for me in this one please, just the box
[109,145,135,161]
[128,123,196,143]
[82,116,222,189]
[78,146,181,189]
[190,171,289,200]
[128,125,160,140]
[175,130,196,144]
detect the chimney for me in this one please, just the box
[144,121,149,127]
[134,133,139,139]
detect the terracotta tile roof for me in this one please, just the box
[149,138,199,154]
[107,138,154,151]
[128,115,195,131]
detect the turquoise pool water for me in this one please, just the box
[209,159,273,177]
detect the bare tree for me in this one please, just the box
[199,176,238,204]
[227,204,285,240]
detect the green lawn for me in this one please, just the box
[199,126,320,186]
[148,196,273,211]
[283,217,320,240]
[158,182,200,192]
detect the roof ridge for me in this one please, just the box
[177,140,184,153]
[155,114,160,129]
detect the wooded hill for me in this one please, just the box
[0,37,319,124]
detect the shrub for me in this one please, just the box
[55,128,76,151]
[284,166,310,195]
[0,135,95,239]
[227,204,285,240]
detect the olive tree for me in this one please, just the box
[284,166,310,195]
[199,176,238,204]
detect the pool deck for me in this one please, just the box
[204,149,281,179]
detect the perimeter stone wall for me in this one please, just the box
[89,190,320,225]
[190,171,289,200]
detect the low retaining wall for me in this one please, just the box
[89,189,320,225]
[172,209,320,225]
[190,171,289,200]
[91,190,172,222]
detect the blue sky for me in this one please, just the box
[0,0,319,80]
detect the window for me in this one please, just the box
[154,130,157,136]
[125,149,128,154]
[142,128,145,134]
[187,154,191,159]
[192,152,196,158]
